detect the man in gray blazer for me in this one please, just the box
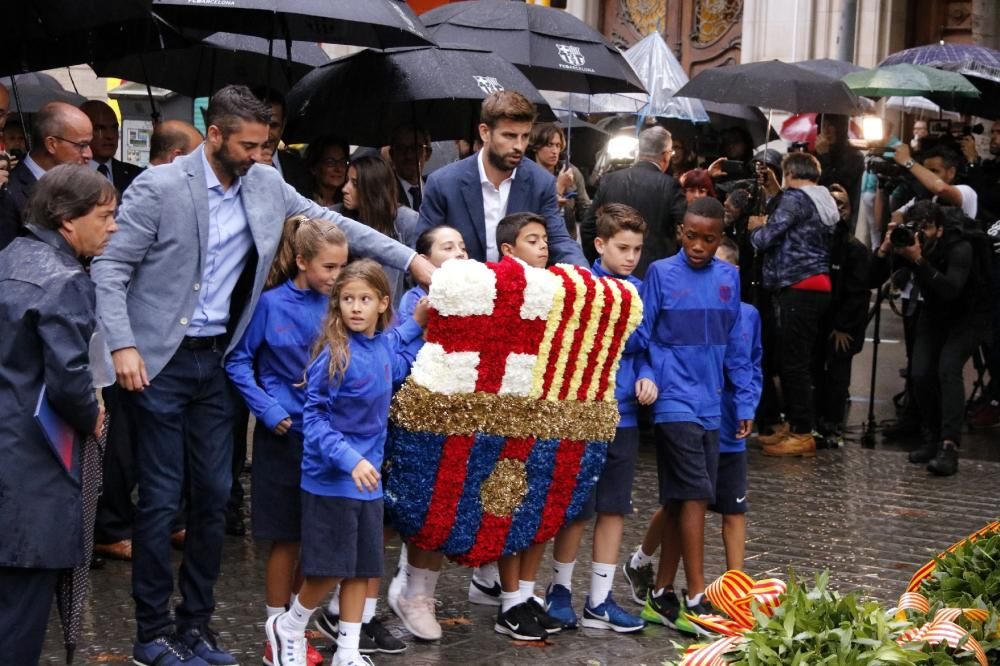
[91,85,433,666]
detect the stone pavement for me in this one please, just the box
[41,306,1000,665]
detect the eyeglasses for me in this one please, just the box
[52,136,91,153]
[320,157,349,168]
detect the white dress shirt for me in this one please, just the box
[89,158,114,182]
[477,149,516,262]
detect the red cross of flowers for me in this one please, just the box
[427,258,548,393]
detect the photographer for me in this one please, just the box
[747,152,839,457]
[890,143,977,219]
[873,201,991,476]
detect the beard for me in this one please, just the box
[213,140,253,180]
[486,143,522,173]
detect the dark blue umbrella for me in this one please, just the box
[880,42,1000,82]
[420,0,644,95]
[285,44,551,146]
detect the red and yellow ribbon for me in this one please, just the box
[906,520,1000,593]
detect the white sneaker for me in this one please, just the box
[468,570,502,607]
[332,651,374,666]
[265,613,308,666]
[392,594,442,640]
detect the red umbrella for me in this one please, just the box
[779,113,862,151]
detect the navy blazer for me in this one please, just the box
[417,153,586,266]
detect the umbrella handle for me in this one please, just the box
[8,76,30,153]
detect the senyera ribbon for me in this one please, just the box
[906,520,1000,593]
[895,593,989,666]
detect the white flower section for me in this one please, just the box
[428,259,496,316]
[410,342,480,394]
[520,265,561,320]
[498,353,538,396]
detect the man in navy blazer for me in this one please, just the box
[92,86,434,666]
[417,90,586,266]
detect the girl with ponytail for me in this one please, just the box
[225,215,348,666]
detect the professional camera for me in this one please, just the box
[865,154,908,181]
[890,220,919,248]
[960,123,985,137]
[718,159,755,179]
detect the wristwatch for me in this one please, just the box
[903,159,915,170]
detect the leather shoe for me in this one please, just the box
[94,539,132,561]
[762,432,816,457]
[907,440,938,464]
[755,423,790,447]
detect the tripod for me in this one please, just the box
[861,281,892,448]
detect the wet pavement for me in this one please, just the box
[41,306,1000,665]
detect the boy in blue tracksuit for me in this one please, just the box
[544,204,656,633]
[625,198,755,631]
[710,238,763,572]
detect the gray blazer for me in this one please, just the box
[91,145,416,381]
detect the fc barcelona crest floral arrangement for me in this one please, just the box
[386,256,642,566]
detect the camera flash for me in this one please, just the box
[862,116,885,143]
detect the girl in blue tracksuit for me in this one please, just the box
[266,259,426,666]
[225,215,348,662]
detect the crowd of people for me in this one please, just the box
[0,75,996,666]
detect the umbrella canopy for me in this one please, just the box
[1,72,87,111]
[421,0,644,95]
[151,0,434,49]
[93,31,329,97]
[284,44,551,147]
[884,96,961,120]
[793,58,867,80]
[842,63,979,98]
[880,42,1000,83]
[612,32,707,122]
[674,60,862,114]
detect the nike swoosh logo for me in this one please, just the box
[473,578,501,595]
[736,496,747,503]
[596,572,608,578]
[508,622,519,631]
[592,610,611,621]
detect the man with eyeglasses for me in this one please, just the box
[0,101,93,250]
[81,100,144,196]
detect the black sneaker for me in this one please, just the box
[927,442,959,476]
[361,617,406,654]
[640,586,680,627]
[526,597,563,634]
[494,602,548,641]
[313,608,339,642]
[883,420,921,441]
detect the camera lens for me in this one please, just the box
[890,224,915,248]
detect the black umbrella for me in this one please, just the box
[793,58,867,80]
[0,73,86,112]
[56,412,109,664]
[151,0,434,50]
[674,60,862,115]
[93,31,329,98]
[3,1,170,78]
[284,44,551,147]
[420,0,645,95]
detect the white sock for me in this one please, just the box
[630,547,655,569]
[475,561,498,583]
[404,563,426,599]
[398,542,408,571]
[518,579,536,603]
[279,598,313,634]
[500,590,521,613]
[551,559,576,591]
[362,597,377,623]
[687,592,705,607]
[326,585,341,615]
[590,562,616,606]
[336,620,362,656]
[266,605,284,618]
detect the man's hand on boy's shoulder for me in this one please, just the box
[735,419,753,440]
[635,378,658,405]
